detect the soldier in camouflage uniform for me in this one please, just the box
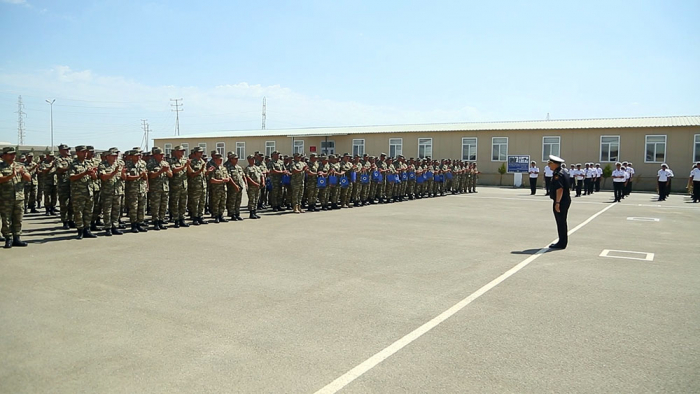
[367,156,379,204]
[290,152,307,213]
[36,154,45,209]
[207,152,229,223]
[23,152,39,213]
[338,154,353,208]
[396,155,408,201]
[40,152,58,215]
[304,153,319,211]
[377,153,389,203]
[406,158,416,199]
[55,144,75,229]
[328,154,343,209]
[268,151,285,211]
[98,148,125,236]
[224,152,245,221]
[244,155,262,219]
[351,155,362,206]
[0,146,31,248]
[68,146,97,239]
[187,146,210,225]
[317,155,331,210]
[385,157,397,202]
[124,150,149,233]
[256,152,268,210]
[147,147,172,230]
[168,145,189,228]
[283,155,293,209]
[86,147,105,230]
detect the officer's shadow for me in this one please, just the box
[511,248,558,255]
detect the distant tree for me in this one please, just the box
[602,164,613,188]
[498,163,507,186]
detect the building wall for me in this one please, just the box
[155,126,700,191]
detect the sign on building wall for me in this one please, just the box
[507,155,530,173]
[310,146,316,152]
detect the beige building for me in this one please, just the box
[154,115,700,191]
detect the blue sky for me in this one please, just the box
[1,0,698,150]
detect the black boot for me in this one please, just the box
[105,228,112,236]
[153,221,161,231]
[249,211,257,219]
[4,238,12,249]
[214,216,220,223]
[174,220,180,228]
[111,227,123,235]
[179,219,190,228]
[219,215,228,223]
[130,223,139,233]
[77,229,84,240]
[30,206,38,213]
[83,228,97,239]
[198,217,208,225]
[96,219,105,226]
[236,214,243,221]
[62,221,70,230]
[90,221,100,231]
[69,221,76,228]
[254,210,261,219]
[137,223,148,232]
[12,236,28,247]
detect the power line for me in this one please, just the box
[262,96,266,130]
[141,119,150,151]
[170,98,183,136]
[16,95,26,145]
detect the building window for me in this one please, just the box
[600,136,620,162]
[695,134,700,162]
[542,136,560,162]
[491,137,508,161]
[293,140,304,155]
[645,135,666,163]
[198,143,207,154]
[321,140,335,155]
[352,139,365,156]
[389,138,403,158]
[462,137,477,161]
[216,142,225,156]
[236,142,245,159]
[181,143,189,155]
[418,138,432,159]
[265,141,275,157]
[164,143,172,157]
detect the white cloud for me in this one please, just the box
[0,66,485,150]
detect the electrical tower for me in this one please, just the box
[141,119,150,151]
[262,96,266,130]
[170,98,183,136]
[16,95,26,145]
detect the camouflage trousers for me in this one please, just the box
[210,184,226,216]
[102,193,123,229]
[0,198,23,237]
[386,182,395,198]
[72,194,94,230]
[58,181,72,222]
[127,192,146,223]
[305,177,318,207]
[270,181,283,207]
[169,187,188,220]
[260,185,268,206]
[92,190,102,221]
[319,186,330,207]
[24,183,37,209]
[150,190,169,221]
[340,185,351,205]
[329,185,340,204]
[361,182,370,201]
[226,185,243,216]
[407,180,415,195]
[351,182,361,203]
[284,185,291,206]
[43,184,57,210]
[188,184,206,218]
[291,180,304,206]
[247,186,260,210]
[369,181,378,200]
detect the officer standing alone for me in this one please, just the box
[547,155,571,250]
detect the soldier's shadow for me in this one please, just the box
[25,234,81,244]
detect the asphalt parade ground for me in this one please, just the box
[1,187,698,393]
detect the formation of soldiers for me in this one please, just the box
[1,144,480,248]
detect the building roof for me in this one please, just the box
[159,115,700,140]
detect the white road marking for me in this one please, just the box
[464,195,607,205]
[599,249,655,261]
[627,217,660,222]
[313,203,617,394]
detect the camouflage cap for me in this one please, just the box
[74,145,87,152]
[246,154,255,159]
[320,155,328,160]
[328,154,336,159]
[152,147,164,155]
[309,153,317,157]
[192,146,204,153]
[108,148,119,155]
[211,152,222,158]
[293,152,300,157]
[173,145,186,151]
[26,152,34,157]
[227,151,238,158]
[58,144,70,150]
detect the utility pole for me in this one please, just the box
[170,98,183,136]
[262,96,266,130]
[141,119,149,151]
[16,95,26,145]
[46,99,56,153]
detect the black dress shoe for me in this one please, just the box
[549,243,566,249]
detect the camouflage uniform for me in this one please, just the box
[268,155,285,209]
[290,156,306,210]
[187,155,207,221]
[23,157,39,212]
[207,157,228,220]
[55,148,74,225]
[340,158,354,207]
[361,158,372,203]
[244,158,263,218]
[377,157,388,202]
[40,157,58,213]
[304,156,319,210]
[98,150,124,232]
[68,153,95,232]
[224,154,245,219]
[125,153,148,227]
[351,159,362,205]
[329,157,342,208]
[168,148,189,225]
[147,154,171,226]
[317,158,331,209]
[0,152,27,243]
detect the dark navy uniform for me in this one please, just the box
[548,155,571,249]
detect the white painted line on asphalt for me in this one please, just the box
[313,202,618,394]
[465,196,607,205]
[627,217,660,222]
[599,249,655,261]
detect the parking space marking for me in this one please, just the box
[599,249,655,261]
[313,202,617,394]
[627,217,660,222]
